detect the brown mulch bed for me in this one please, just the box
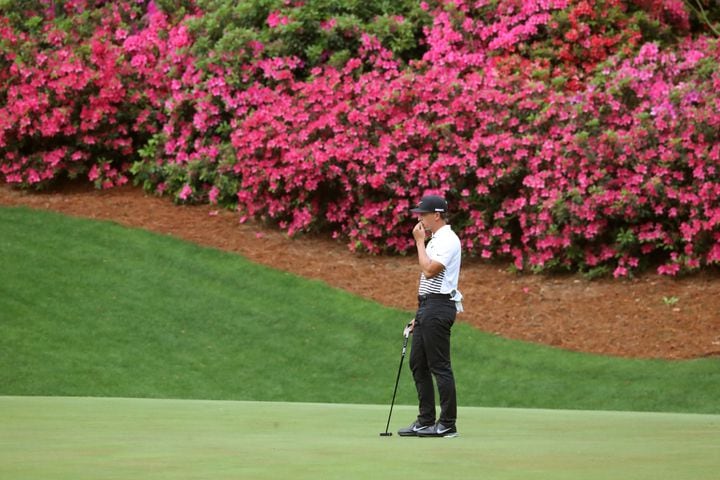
[3,182,720,360]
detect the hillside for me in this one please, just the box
[3,181,719,360]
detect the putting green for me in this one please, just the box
[1,396,718,480]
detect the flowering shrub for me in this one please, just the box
[186,0,432,76]
[2,0,720,278]
[0,1,181,189]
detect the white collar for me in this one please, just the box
[431,224,451,238]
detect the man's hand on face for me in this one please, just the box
[413,221,427,242]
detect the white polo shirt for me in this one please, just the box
[418,225,461,296]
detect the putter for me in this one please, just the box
[380,322,413,437]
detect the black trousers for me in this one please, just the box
[410,297,457,427]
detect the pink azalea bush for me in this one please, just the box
[0,1,191,189]
[2,0,720,277]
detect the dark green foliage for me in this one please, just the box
[187,0,432,77]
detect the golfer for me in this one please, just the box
[398,194,462,438]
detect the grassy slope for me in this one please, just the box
[1,206,719,413]
[1,396,718,480]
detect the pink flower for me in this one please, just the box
[131,54,148,68]
[267,11,290,28]
[148,1,158,16]
[27,169,41,184]
[208,186,220,204]
[613,266,628,278]
[178,184,193,201]
[320,18,336,31]
[657,263,681,276]
[88,164,99,181]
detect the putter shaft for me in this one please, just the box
[380,331,410,436]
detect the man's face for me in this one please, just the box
[418,212,439,231]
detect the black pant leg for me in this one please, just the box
[409,320,436,425]
[412,300,457,427]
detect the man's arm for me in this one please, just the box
[413,222,445,278]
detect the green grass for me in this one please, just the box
[1,396,719,480]
[1,206,719,413]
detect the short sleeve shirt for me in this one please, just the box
[418,225,461,295]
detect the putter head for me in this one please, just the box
[379,432,392,436]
